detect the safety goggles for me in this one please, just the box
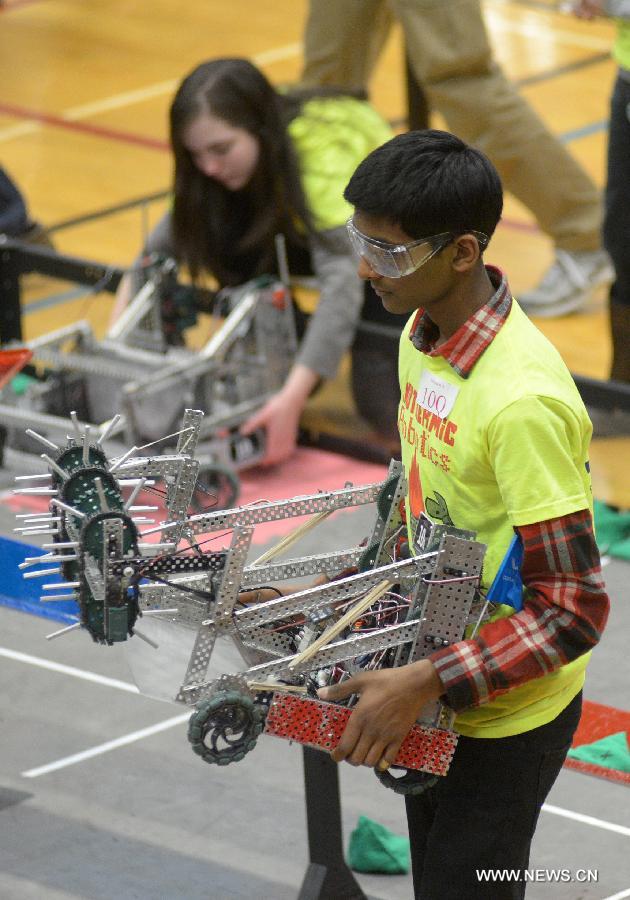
[346,217,488,278]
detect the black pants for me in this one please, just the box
[405,692,582,900]
[604,74,630,309]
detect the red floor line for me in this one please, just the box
[0,100,169,152]
[0,0,45,11]
[0,99,540,235]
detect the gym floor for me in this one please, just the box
[1,1,629,898]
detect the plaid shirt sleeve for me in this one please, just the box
[430,508,610,711]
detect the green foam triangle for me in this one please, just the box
[567,731,630,773]
[347,815,410,874]
[594,500,630,560]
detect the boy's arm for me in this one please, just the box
[430,507,609,710]
[320,507,608,767]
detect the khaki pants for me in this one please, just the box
[302,0,602,251]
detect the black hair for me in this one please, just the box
[343,129,503,243]
[170,58,312,285]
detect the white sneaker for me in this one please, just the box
[517,249,614,318]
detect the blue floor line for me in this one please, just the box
[560,119,609,143]
[24,286,92,314]
[0,535,79,625]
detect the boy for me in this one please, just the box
[318,130,609,898]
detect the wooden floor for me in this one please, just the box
[0,0,627,505]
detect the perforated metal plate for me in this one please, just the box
[264,693,457,776]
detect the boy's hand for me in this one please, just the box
[318,661,444,770]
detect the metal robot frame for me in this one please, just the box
[14,407,488,793]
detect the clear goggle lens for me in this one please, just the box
[346,218,488,278]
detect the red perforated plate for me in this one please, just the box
[264,692,457,776]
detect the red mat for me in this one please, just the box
[564,699,630,786]
[0,347,32,389]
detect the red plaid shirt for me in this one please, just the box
[409,266,609,711]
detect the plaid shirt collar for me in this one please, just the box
[408,265,512,379]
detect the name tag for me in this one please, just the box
[417,371,460,420]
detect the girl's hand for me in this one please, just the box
[241,391,302,466]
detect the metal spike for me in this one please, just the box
[97,413,122,445]
[14,518,61,531]
[24,429,59,452]
[142,608,179,616]
[108,445,138,473]
[69,410,83,440]
[41,555,78,564]
[42,541,79,550]
[141,520,177,536]
[128,505,159,512]
[14,473,52,482]
[40,594,78,602]
[118,479,156,486]
[131,517,155,525]
[42,582,81,590]
[22,567,62,579]
[137,542,176,551]
[131,628,159,649]
[16,512,54,519]
[15,527,59,536]
[51,499,86,519]
[46,622,81,640]
[123,477,146,512]
[19,554,77,570]
[19,555,53,570]
[94,476,109,512]
[82,425,91,465]
[15,513,58,522]
[13,488,58,495]
[40,454,69,481]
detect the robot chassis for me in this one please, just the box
[15,408,488,795]
[1,259,298,505]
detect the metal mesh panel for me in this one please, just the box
[264,693,457,776]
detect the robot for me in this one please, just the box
[1,260,298,508]
[13,407,490,795]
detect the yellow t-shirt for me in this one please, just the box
[398,300,593,738]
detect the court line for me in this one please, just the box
[0,0,45,12]
[601,889,630,900]
[485,2,615,51]
[560,120,609,142]
[0,646,140,693]
[21,713,190,778]
[4,646,630,840]
[0,43,302,147]
[517,51,611,87]
[542,803,630,838]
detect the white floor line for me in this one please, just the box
[21,713,190,778]
[484,1,614,51]
[601,889,630,900]
[0,646,139,693]
[0,42,302,144]
[542,803,630,838]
